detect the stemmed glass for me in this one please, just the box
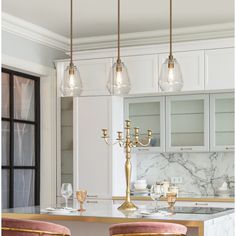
[76,190,87,211]
[150,184,164,211]
[61,183,73,209]
[166,192,177,212]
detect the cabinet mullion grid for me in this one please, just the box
[1,68,40,208]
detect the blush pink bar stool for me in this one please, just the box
[2,218,71,236]
[109,222,187,236]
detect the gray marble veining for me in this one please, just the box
[136,152,234,196]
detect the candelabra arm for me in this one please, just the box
[102,129,125,146]
[135,139,151,147]
[133,129,152,147]
[102,137,123,146]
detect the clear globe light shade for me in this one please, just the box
[60,64,83,97]
[107,62,131,95]
[159,58,183,92]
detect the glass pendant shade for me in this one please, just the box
[107,61,131,95]
[60,63,83,97]
[159,57,183,92]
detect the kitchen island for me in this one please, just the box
[2,203,234,236]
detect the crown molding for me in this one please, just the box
[74,23,234,51]
[2,12,234,52]
[2,12,69,52]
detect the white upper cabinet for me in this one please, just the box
[166,94,209,152]
[159,51,205,91]
[205,48,234,90]
[210,93,234,152]
[75,58,112,96]
[122,55,158,94]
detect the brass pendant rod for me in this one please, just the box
[70,0,73,65]
[169,0,173,59]
[117,0,121,63]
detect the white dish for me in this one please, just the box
[131,188,149,193]
[44,207,77,214]
[134,184,147,190]
[136,180,147,184]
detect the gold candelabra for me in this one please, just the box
[102,120,152,211]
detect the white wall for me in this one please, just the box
[2,31,67,68]
[2,30,67,206]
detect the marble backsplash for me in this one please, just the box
[136,152,234,196]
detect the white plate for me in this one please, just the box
[132,188,149,192]
[44,208,77,214]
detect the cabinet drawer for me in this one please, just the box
[86,199,113,204]
[175,201,234,208]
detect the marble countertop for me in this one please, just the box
[2,202,234,223]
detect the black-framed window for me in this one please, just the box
[2,68,40,208]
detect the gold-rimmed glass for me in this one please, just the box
[166,192,177,211]
[76,190,87,211]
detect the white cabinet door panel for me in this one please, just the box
[166,94,209,152]
[210,93,234,152]
[205,48,234,90]
[122,55,158,94]
[159,51,204,91]
[77,97,111,198]
[75,58,112,95]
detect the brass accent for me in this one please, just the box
[115,0,123,73]
[102,129,109,138]
[70,0,73,65]
[117,0,121,62]
[112,196,235,203]
[76,190,87,211]
[167,0,175,70]
[2,212,205,236]
[169,0,173,59]
[69,64,75,75]
[167,56,174,69]
[116,62,123,72]
[113,233,186,236]
[2,227,70,236]
[68,0,76,77]
[166,192,177,212]
[102,120,152,211]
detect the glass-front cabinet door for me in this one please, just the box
[124,97,165,152]
[166,94,209,152]
[210,93,234,152]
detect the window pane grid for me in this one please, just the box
[1,68,40,209]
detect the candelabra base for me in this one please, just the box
[118,201,138,211]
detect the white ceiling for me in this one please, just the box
[2,0,234,38]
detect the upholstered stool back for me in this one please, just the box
[2,218,71,236]
[109,222,187,236]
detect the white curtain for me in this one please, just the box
[13,76,35,207]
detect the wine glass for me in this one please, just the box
[150,184,164,211]
[76,190,87,211]
[61,183,73,209]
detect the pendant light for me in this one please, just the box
[159,0,183,92]
[60,0,83,97]
[107,0,131,95]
